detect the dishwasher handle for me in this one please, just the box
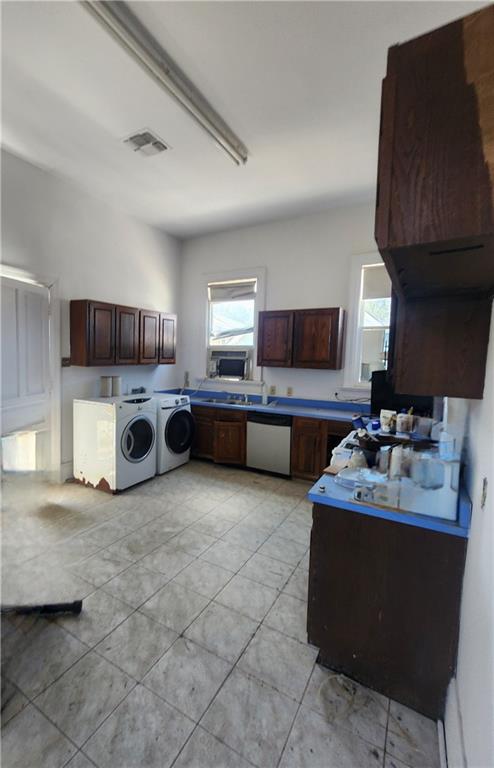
[247,412,293,427]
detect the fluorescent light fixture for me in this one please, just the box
[82,0,248,166]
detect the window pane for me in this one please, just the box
[362,297,391,328]
[360,328,389,383]
[209,299,254,346]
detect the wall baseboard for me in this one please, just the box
[444,677,467,768]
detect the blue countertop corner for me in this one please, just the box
[308,474,471,538]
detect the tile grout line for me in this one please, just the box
[2,464,312,766]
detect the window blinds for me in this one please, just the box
[361,265,391,300]
[208,278,257,302]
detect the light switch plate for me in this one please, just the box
[286,387,293,396]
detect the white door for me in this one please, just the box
[1,276,51,471]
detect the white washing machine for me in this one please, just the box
[155,395,195,474]
[73,396,157,491]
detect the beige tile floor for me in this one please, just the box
[1,462,440,768]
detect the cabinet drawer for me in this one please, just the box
[213,409,247,423]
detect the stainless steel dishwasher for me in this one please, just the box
[246,412,293,476]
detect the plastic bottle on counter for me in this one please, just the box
[389,445,403,479]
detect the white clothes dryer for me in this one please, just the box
[155,395,195,474]
[73,396,157,491]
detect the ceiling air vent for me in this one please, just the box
[124,130,169,157]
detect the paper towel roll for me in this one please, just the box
[112,376,122,397]
[100,376,112,397]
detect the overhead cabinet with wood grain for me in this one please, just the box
[258,308,345,369]
[70,299,177,366]
[375,5,494,398]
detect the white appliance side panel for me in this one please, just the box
[246,421,291,475]
[73,402,116,490]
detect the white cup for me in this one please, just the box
[112,376,122,397]
[100,376,112,397]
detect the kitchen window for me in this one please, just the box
[356,264,391,384]
[208,278,257,347]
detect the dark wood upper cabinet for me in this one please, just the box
[159,313,177,365]
[375,5,494,301]
[258,308,345,370]
[70,300,115,366]
[115,305,140,365]
[392,293,492,399]
[70,300,176,367]
[375,5,494,398]
[139,310,160,364]
[293,308,345,369]
[257,310,293,367]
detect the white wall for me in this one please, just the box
[446,310,494,768]
[1,149,181,476]
[180,202,376,399]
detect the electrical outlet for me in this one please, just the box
[481,477,488,510]
[286,386,293,396]
[184,371,190,388]
[269,385,276,396]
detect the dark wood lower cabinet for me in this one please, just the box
[291,417,352,481]
[191,409,215,459]
[191,407,246,465]
[192,408,352,479]
[291,417,327,480]
[213,419,246,465]
[308,502,467,719]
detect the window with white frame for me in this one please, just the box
[356,264,392,385]
[208,278,257,347]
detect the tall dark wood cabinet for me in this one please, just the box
[376,5,494,398]
[70,300,115,367]
[257,308,345,370]
[115,305,140,365]
[308,503,467,719]
[159,313,177,364]
[257,310,294,367]
[293,308,345,369]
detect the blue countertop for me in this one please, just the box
[169,389,369,423]
[308,474,471,538]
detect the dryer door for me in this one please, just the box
[121,416,155,462]
[165,409,195,454]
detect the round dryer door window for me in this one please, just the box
[121,416,155,463]
[165,409,195,454]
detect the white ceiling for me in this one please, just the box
[1,1,484,237]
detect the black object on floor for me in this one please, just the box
[1,599,83,616]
